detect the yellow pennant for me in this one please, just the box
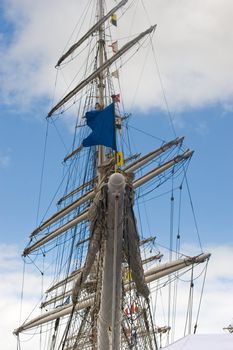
[110,13,117,26]
[117,151,124,166]
[124,270,132,281]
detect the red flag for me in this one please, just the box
[131,303,135,314]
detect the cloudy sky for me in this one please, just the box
[0,0,233,349]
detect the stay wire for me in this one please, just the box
[19,259,26,326]
[26,255,44,276]
[126,123,165,142]
[149,36,177,138]
[184,265,194,336]
[129,40,151,112]
[37,163,71,225]
[193,259,209,334]
[184,172,203,252]
[167,171,175,343]
[140,0,152,25]
[49,118,68,153]
[17,336,21,350]
[171,184,183,340]
[60,304,76,350]
[147,298,159,350]
[57,0,93,64]
[176,184,183,256]
[36,120,49,227]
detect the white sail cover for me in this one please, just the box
[164,334,233,350]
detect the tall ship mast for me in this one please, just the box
[14,1,210,349]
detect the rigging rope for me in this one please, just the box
[147,298,159,350]
[36,120,49,227]
[184,265,194,336]
[171,183,183,341]
[56,0,93,67]
[193,259,209,334]
[126,123,165,142]
[19,260,26,326]
[184,172,203,252]
[149,37,177,139]
[167,171,175,344]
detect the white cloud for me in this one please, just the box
[151,243,233,345]
[1,243,233,349]
[0,244,50,350]
[0,0,233,115]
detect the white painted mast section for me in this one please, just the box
[98,173,126,350]
[14,253,210,336]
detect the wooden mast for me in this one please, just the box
[98,0,105,180]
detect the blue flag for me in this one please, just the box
[82,103,116,150]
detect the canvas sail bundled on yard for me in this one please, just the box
[14,1,210,349]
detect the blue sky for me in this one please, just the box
[0,0,233,348]
[1,102,232,248]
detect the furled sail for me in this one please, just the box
[14,252,210,336]
[72,173,149,304]
[72,183,108,303]
[47,25,157,117]
[28,137,186,240]
[56,0,128,67]
[23,148,193,256]
[123,184,149,298]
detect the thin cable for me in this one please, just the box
[147,299,158,350]
[184,265,194,336]
[19,260,26,326]
[184,173,203,252]
[149,38,177,138]
[129,40,151,112]
[171,184,183,341]
[193,259,209,334]
[167,172,174,344]
[57,0,93,62]
[26,255,44,276]
[50,118,68,153]
[126,123,165,142]
[36,120,49,226]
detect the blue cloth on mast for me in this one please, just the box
[82,103,116,150]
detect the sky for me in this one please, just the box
[0,0,233,349]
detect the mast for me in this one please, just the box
[97,3,122,348]
[14,1,211,349]
[98,0,105,178]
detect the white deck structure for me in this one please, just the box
[164,334,232,350]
